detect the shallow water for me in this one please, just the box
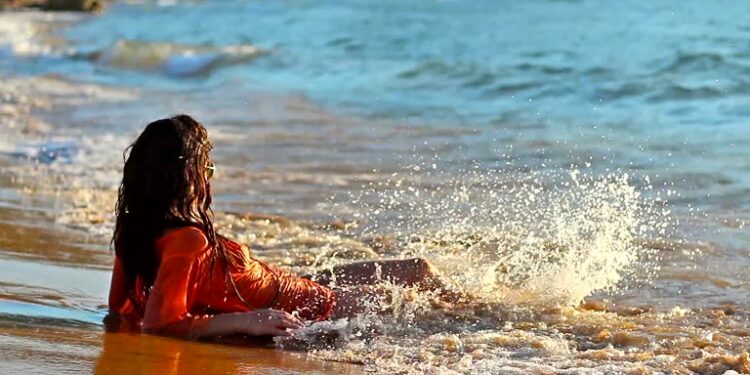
[0,2,749,374]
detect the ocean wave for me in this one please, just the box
[84,39,265,77]
[656,51,731,74]
[514,62,574,75]
[596,80,750,102]
[482,81,542,97]
[648,84,728,102]
[396,60,574,92]
[396,60,484,81]
[0,11,84,58]
[0,13,263,78]
[595,82,651,100]
[655,51,750,79]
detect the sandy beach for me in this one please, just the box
[0,69,371,373]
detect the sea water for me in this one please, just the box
[0,1,749,373]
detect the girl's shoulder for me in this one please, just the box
[156,226,210,257]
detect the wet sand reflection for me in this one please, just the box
[95,332,363,375]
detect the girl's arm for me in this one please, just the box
[108,257,128,313]
[181,309,303,338]
[142,227,303,339]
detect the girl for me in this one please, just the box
[106,115,453,339]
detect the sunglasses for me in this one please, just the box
[206,161,216,179]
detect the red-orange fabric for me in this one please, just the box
[107,227,335,336]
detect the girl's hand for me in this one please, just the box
[234,309,304,336]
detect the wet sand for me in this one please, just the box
[0,205,365,375]
[0,70,366,374]
[1,321,364,375]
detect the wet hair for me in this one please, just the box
[112,115,231,313]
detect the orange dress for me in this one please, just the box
[108,226,335,336]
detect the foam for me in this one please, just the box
[94,39,264,77]
[344,165,668,307]
[0,11,83,58]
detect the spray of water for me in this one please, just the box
[345,164,668,307]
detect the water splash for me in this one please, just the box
[346,164,669,307]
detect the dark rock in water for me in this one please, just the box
[39,0,104,12]
[0,0,21,9]
[0,0,105,12]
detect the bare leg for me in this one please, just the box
[312,257,469,306]
[330,285,390,318]
[313,258,443,290]
[323,259,472,318]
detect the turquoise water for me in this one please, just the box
[1,2,750,373]
[4,0,749,213]
[63,1,750,129]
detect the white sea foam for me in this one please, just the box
[94,39,264,77]
[346,165,668,307]
[0,11,83,57]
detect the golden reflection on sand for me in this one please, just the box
[94,332,363,375]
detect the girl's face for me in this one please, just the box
[206,160,216,180]
[200,135,215,182]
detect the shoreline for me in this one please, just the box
[1,6,750,374]
[0,13,369,369]
[1,69,750,374]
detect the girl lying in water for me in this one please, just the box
[106,115,457,339]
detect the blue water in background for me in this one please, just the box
[3,0,749,213]
[60,0,750,124]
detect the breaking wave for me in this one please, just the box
[85,39,265,77]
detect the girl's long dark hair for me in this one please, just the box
[112,115,233,313]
